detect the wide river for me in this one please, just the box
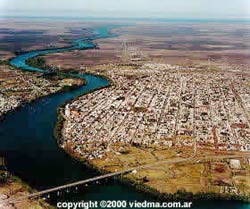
[0,25,249,209]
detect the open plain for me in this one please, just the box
[42,21,250,70]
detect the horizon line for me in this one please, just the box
[1,15,250,22]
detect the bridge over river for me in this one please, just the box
[6,154,249,204]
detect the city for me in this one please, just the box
[62,63,250,160]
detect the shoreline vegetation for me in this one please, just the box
[13,42,96,57]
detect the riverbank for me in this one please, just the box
[55,63,250,204]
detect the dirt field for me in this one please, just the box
[41,21,250,70]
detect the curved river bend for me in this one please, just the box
[0,26,249,209]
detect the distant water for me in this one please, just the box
[1,16,250,23]
[0,25,248,209]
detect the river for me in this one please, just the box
[0,25,249,209]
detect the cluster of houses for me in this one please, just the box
[0,66,72,119]
[0,94,21,118]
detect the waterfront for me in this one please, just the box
[0,25,249,208]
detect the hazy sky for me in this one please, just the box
[1,0,250,19]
